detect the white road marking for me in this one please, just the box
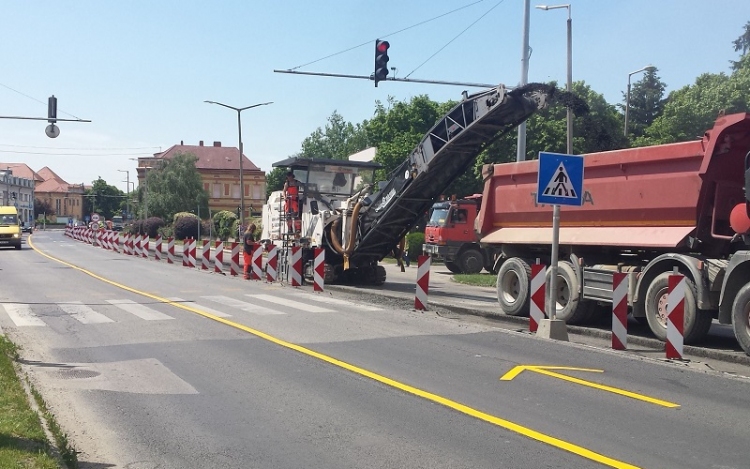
[57,301,114,324]
[200,295,285,315]
[247,294,335,313]
[106,299,174,321]
[166,297,232,318]
[285,291,382,311]
[2,303,46,327]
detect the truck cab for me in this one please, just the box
[423,196,491,274]
[0,206,22,249]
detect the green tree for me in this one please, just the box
[265,167,287,199]
[300,111,367,160]
[85,177,124,220]
[731,20,750,70]
[34,198,54,217]
[140,153,208,221]
[622,68,667,140]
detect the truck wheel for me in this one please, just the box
[445,261,462,274]
[496,257,531,316]
[458,248,483,274]
[546,262,586,324]
[731,283,750,356]
[644,272,712,344]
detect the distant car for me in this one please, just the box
[21,224,32,234]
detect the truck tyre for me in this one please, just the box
[497,257,531,316]
[458,248,483,274]
[731,283,750,356]
[445,261,462,274]
[644,272,712,344]
[546,261,586,324]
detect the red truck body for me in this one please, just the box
[477,113,750,354]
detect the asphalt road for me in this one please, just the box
[0,231,749,469]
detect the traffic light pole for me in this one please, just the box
[273,69,497,89]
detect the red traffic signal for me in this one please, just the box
[374,39,390,87]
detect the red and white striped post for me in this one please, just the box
[189,238,197,268]
[667,274,686,360]
[201,239,210,270]
[266,245,278,282]
[313,247,325,292]
[154,235,162,261]
[113,232,120,254]
[182,239,190,267]
[229,242,240,277]
[141,236,149,259]
[415,254,431,310]
[132,234,139,256]
[167,237,175,264]
[122,233,130,255]
[290,246,302,287]
[612,272,629,350]
[251,243,263,280]
[530,263,546,332]
[214,241,224,274]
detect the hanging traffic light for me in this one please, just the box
[374,39,390,87]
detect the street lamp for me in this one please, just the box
[624,65,655,136]
[117,169,130,220]
[536,3,572,324]
[204,100,273,229]
[536,4,572,154]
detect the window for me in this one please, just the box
[232,184,240,198]
[213,183,221,198]
[252,184,263,200]
[224,184,230,196]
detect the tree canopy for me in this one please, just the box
[139,153,208,221]
[84,177,124,220]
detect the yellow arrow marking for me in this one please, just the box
[501,365,680,408]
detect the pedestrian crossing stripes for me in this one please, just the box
[285,291,383,311]
[57,301,114,324]
[1,292,384,327]
[245,294,335,313]
[105,299,175,321]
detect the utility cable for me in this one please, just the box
[288,0,487,70]
[404,0,505,79]
[0,82,85,120]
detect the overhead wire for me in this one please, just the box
[0,82,85,120]
[288,0,488,71]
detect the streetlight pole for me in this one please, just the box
[117,169,130,220]
[624,65,654,137]
[204,100,273,229]
[536,3,572,324]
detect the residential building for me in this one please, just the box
[0,165,35,225]
[136,140,266,219]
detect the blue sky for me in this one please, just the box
[1,0,748,192]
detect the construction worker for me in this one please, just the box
[283,171,302,234]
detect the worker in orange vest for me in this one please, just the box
[283,171,302,234]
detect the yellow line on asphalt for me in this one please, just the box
[30,237,643,469]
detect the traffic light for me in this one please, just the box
[47,95,57,124]
[236,206,241,218]
[374,39,390,87]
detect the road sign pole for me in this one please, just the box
[549,204,560,320]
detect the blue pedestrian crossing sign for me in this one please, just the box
[536,152,584,206]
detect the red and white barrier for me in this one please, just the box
[230,242,240,276]
[183,238,196,268]
[251,243,263,280]
[530,263,546,332]
[266,245,278,282]
[154,235,162,261]
[141,236,149,259]
[188,238,197,268]
[415,255,430,310]
[113,232,120,253]
[612,272,629,350]
[290,247,302,287]
[167,237,175,264]
[214,241,224,274]
[134,234,142,257]
[667,274,685,360]
[201,239,210,270]
[313,248,325,292]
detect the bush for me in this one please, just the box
[158,225,174,239]
[406,232,424,259]
[213,210,238,240]
[173,211,197,224]
[143,217,165,238]
[174,216,200,240]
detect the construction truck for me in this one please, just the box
[423,195,497,274]
[477,112,750,355]
[260,83,556,285]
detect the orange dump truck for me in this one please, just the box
[477,113,750,354]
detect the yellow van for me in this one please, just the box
[0,206,22,250]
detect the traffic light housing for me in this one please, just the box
[47,95,57,124]
[374,40,390,87]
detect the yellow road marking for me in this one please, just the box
[500,365,680,408]
[30,237,643,469]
